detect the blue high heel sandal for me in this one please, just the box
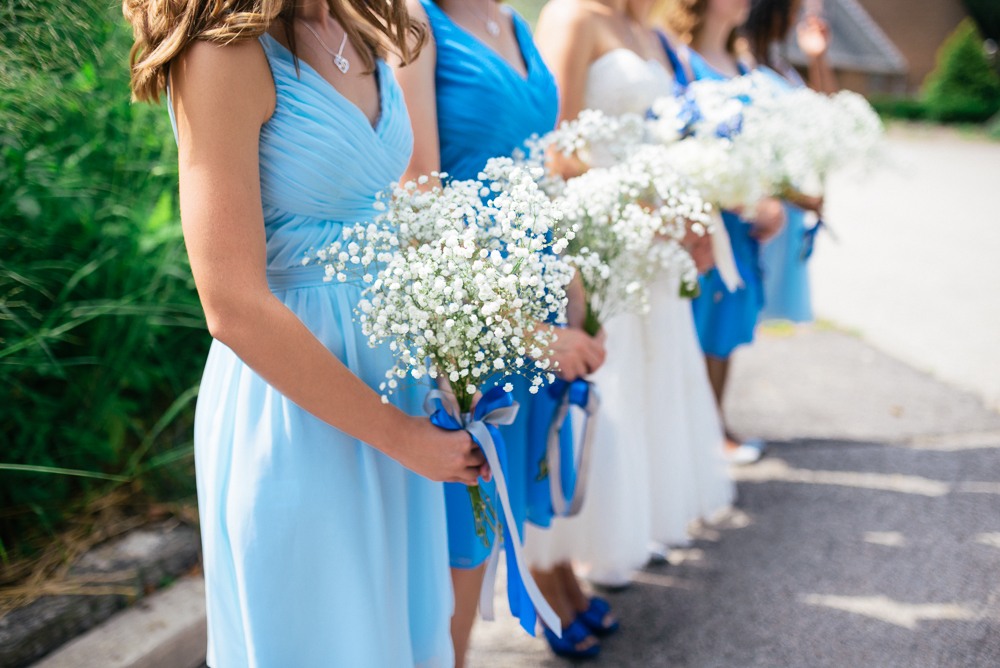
[543,618,601,659]
[577,597,620,636]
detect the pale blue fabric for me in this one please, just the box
[756,67,814,323]
[418,0,563,569]
[174,34,453,668]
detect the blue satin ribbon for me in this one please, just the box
[545,379,599,517]
[800,218,825,261]
[426,386,561,638]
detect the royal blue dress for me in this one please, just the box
[688,50,765,359]
[418,0,564,569]
[756,66,814,323]
[176,34,453,668]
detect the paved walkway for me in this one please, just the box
[467,327,1000,667]
[814,124,1000,411]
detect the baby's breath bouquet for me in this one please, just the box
[648,74,781,210]
[554,143,711,334]
[318,158,574,543]
[649,71,884,204]
[739,85,885,198]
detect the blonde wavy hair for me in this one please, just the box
[655,0,736,51]
[124,0,427,102]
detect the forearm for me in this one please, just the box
[807,55,838,94]
[208,290,409,456]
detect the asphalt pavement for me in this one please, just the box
[466,326,1000,668]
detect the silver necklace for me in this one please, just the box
[297,19,350,74]
[469,0,501,37]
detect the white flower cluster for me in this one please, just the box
[648,71,884,202]
[318,159,575,411]
[648,72,784,210]
[536,108,648,169]
[739,86,885,196]
[555,143,711,333]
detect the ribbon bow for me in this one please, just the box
[544,379,600,517]
[426,386,562,638]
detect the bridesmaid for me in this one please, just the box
[125,0,483,665]
[745,0,838,323]
[664,0,786,464]
[392,2,607,664]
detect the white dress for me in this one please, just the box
[523,49,734,586]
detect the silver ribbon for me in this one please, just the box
[424,390,562,637]
[547,382,600,517]
[709,209,744,293]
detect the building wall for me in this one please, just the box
[854,0,968,92]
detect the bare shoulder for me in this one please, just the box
[171,38,275,126]
[536,0,600,36]
[405,0,431,29]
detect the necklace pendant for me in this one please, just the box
[334,54,350,74]
[486,19,500,37]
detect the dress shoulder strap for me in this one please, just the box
[656,30,692,87]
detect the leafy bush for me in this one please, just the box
[1,0,207,561]
[867,94,927,121]
[922,18,1000,123]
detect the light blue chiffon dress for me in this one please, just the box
[757,65,813,323]
[179,34,453,668]
[688,51,765,359]
[419,0,565,573]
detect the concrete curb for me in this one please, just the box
[29,576,207,668]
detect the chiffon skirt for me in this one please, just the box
[194,279,453,668]
[523,271,733,583]
[759,203,814,323]
[692,211,764,359]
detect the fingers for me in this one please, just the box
[465,444,486,469]
[580,337,605,373]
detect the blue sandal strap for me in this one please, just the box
[543,619,601,658]
[578,597,620,636]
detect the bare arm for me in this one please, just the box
[172,39,483,484]
[798,17,839,94]
[393,0,442,187]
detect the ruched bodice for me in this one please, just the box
[584,48,675,118]
[421,0,558,180]
[257,34,413,268]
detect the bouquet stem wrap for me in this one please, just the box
[545,379,600,517]
[425,387,562,638]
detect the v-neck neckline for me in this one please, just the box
[692,49,748,81]
[435,4,531,83]
[262,32,387,134]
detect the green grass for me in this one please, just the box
[1,0,208,563]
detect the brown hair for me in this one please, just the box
[124,0,427,102]
[657,0,737,52]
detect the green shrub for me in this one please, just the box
[922,18,1000,123]
[1,0,208,561]
[867,94,928,120]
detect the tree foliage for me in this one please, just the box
[922,18,1000,123]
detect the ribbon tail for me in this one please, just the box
[478,534,502,622]
[504,522,537,635]
[546,391,571,517]
[566,384,600,517]
[467,421,562,638]
[709,211,743,293]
